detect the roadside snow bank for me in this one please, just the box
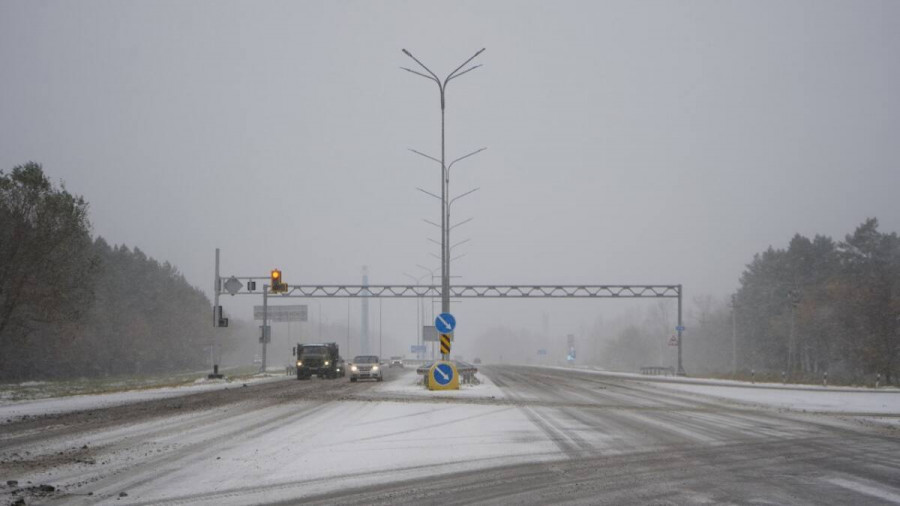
[0,374,290,422]
[533,365,900,416]
[654,382,900,415]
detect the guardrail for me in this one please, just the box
[640,366,676,376]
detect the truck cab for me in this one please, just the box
[294,343,343,380]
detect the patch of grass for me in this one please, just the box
[0,365,258,402]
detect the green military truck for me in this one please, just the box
[293,343,344,380]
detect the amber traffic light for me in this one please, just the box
[270,269,284,292]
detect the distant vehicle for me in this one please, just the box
[294,343,343,380]
[473,358,482,364]
[349,355,383,382]
[389,356,404,368]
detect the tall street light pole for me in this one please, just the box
[730,294,738,379]
[402,48,485,319]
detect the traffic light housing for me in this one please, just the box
[270,269,287,293]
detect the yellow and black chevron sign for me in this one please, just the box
[440,333,452,354]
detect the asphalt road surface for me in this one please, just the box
[2,366,899,505]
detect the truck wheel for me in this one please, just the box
[350,377,357,383]
[377,376,384,382]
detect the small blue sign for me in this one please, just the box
[435,313,456,334]
[410,345,427,353]
[676,325,686,332]
[432,363,454,386]
[537,349,548,355]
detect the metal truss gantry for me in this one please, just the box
[258,284,686,376]
[212,251,686,376]
[267,284,680,299]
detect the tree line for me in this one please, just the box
[596,219,899,385]
[0,162,246,381]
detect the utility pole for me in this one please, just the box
[677,284,685,376]
[731,294,738,379]
[787,289,801,379]
[261,283,268,373]
[402,48,486,320]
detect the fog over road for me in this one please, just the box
[2,367,899,505]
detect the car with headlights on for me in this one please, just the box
[349,355,383,382]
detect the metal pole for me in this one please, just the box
[346,298,350,356]
[416,295,421,358]
[262,284,268,373]
[213,248,220,374]
[677,284,685,376]
[402,48,486,360]
[731,294,737,379]
[214,248,220,327]
[379,298,383,358]
[788,302,795,379]
[440,85,450,322]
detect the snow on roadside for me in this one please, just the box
[532,365,900,420]
[0,374,290,422]
[653,382,900,415]
[539,365,896,393]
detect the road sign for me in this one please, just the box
[676,325,686,332]
[427,361,459,390]
[410,345,427,353]
[440,334,452,355]
[435,313,456,334]
[254,305,308,322]
[668,335,678,347]
[422,325,439,342]
[223,276,243,295]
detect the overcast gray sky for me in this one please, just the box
[2,1,899,358]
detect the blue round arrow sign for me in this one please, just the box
[432,363,454,385]
[435,313,456,334]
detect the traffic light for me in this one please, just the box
[270,269,287,293]
[271,269,281,292]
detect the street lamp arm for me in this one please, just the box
[446,64,483,83]
[400,66,438,83]
[427,238,441,247]
[408,148,443,166]
[416,187,442,201]
[450,217,473,230]
[423,218,441,229]
[444,48,486,84]
[450,252,467,263]
[401,49,442,84]
[448,147,487,171]
[451,238,471,250]
[450,187,479,206]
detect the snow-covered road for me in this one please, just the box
[1,366,899,505]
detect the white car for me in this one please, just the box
[389,356,404,368]
[349,355,383,382]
